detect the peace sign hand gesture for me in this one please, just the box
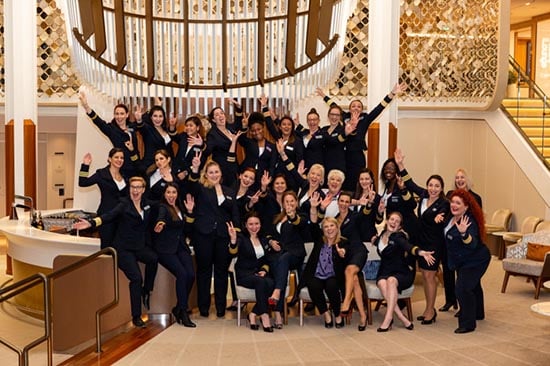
[191,151,202,173]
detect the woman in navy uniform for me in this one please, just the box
[153,183,196,328]
[237,112,277,189]
[204,101,245,182]
[135,105,176,169]
[261,96,304,191]
[188,152,240,318]
[171,115,206,183]
[266,190,308,328]
[352,168,383,243]
[78,148,129,248]
[145,149,177,202]
[227,214,275,332]
[74,176,158,328]
[334,191,368,331]
[373,212,434,332]
[297,108,325,171]
[79,91,142,178]
[440,168,483,313]
[444,189,490,334]
[395,148,450,325]
[317,82,407,191]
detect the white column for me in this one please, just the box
[368,0,400,165]
[4,0,37,195]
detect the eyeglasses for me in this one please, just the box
[130,185,145,190]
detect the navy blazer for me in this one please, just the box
[187,173,240,237]
[238,135,277,178]
[230,234,272,282]
[172,132,205,176]
[297,128,326,170]
[78,164,128,215]
[401,169,450,250]
[86,110,141,177]
[354,193,383,242]
[336,211,362,246]
[153,203,194,254]
[95,197,155,251]
[444,213,490,270]
[136,114,174,168]
[375,231,418,280]
[321,124,347,174]
[267,213,308,258]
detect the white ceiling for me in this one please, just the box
[511,0,550,25]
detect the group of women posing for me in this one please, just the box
[76,86,490,335]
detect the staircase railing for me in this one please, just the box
[0,247,119,366]
[502,56,549,168]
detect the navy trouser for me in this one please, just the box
[117,247,158,318]
[455,257,490,330]
[158,249,195,311]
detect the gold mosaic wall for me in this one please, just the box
[37,0,80,98]
[399,0,499,102]
[329,0,370,102]
[0,0,80,98]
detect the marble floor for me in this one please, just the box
[1,235,550,365]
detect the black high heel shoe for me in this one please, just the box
[142,291,151,310]
[358,320,367,332]
[439,302,458,312]
[405,322,414,330]
[335,317,345,329]
[421,309,437,325]
[248,313,259,331]
[377,319,393,332]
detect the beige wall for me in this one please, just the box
[398,117,549,230]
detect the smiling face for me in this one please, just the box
[327,174,343,193]
[349,100,363,114]
[427,177,442,199]
[113,106,128,126]
[211,108,226,127]
[185,120,199,136]
[450,196,468,218]
[359,171,373,191]
[129,180,145,202]
[155,152,171,169]
[382,161,397,182]
[164,185,178,206]
[282,193,298,213]
[306,113,320,130]
[273,176,287,194]
[328,107,342,126]
[245,216,261,235]
[322,219,339,242]
[308,166,323,187]
[108,151,124,169]
[239,170,256,188]
[151,110,164,127]
[386,212,402,233]
[249,122,264,141]
[205,163,222,185]
[455,171,468,189]
[279,118,294,137]
[337,194,351,214]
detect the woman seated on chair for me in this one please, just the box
[228,213,274,332]
[300,192,348,328]
[373,211,435,332]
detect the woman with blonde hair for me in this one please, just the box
[189,152,240,318]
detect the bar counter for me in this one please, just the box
[0,212,187,351]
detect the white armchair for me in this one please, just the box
[501,230,550,299]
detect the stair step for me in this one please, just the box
[505,108,550,117]
[521,127,550,137]
[514,117,550,127]
[502,98,549,108]
[529,137,550,146]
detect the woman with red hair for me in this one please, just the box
[444,189,491,334]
